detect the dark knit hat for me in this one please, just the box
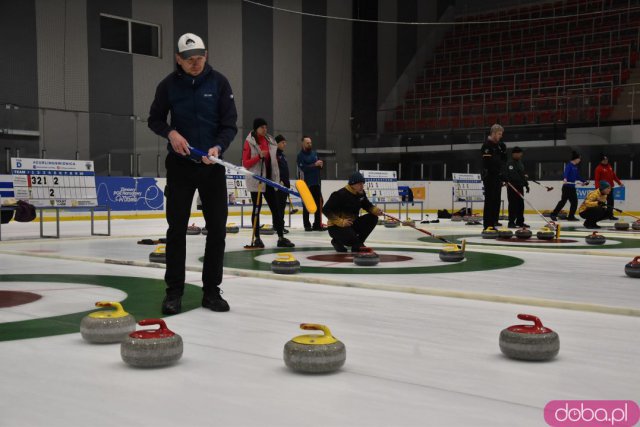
[348,172,365,185]
[599,180,611,190]
[512,146,523,153]
[600,153,608,161]
[571,151,581,160]
[275,134,286,143]
[253,118,268,130]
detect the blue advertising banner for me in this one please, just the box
[95,177,164,211]
[576,186,625,201]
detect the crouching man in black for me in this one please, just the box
[323,172,382,252]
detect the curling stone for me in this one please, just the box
[499,314,560,361]
[384,220,400,228]
[201,227,208,235]
[187,223,201,235]
[439,242,465,262]
[80,301,136,344]
[614,221,630,231]
[226,223,240,234]
[149,245,166,264]
[121,319,183,368]
[481,227,499,239]
[353,247,380,266]
[451,215,463,222]
[585,231,606,245]
[515,228,532,239]
[632,221,640,230]
[283,323,346,373]
[466,218,481,225]
[625,256,640,278]
[402,219,415,227]
[271,253,300,274]
[498,228,513,239]
[260,224,275,235]
[536,227,555,240]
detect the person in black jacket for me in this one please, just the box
[481,124,507,230]
[504,146,530,228]
[275,134,291,234]
[323,172,382,252]
[148,33,238,315]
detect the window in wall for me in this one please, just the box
[100,14,160,57]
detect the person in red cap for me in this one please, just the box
[594,154,624,220]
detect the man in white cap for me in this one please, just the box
[148,33,237,315]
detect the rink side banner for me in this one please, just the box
[95,177,164,211]
[576,186,625,201]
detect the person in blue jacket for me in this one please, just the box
[550,151,589,222]
[148,33,237,315]
[297,136,324,231]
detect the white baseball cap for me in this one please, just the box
[177,33,206,59]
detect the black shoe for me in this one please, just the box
[507,223,517,228]
[331,239,348,253]
[518,223,530,228]
[202,292,230,312]
[609,216,619,221]
[549,214,557,222]
[253,238,265,248]
[566,217,580,222]
[162,294,182,315]
[283,228,289,234]
[277,237,295,248]
[313,225,327,231]
[304,227,313,232]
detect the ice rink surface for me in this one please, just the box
[1,214,639,427]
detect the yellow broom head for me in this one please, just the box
[295,180,317,213]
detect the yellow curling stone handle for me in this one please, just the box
[292,323,338,345]
[89,301,130,319]
[275,253,296,262]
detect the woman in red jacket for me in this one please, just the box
[594,154,624,220]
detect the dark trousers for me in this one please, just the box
[164,154,227,298]
[482,176,502,228]
[605,190,615,218]
[507,184,525,225]
[250,186,285,238]
[552,185,578,218]
[328,213,378,250]
[580,207,608,226]
[277,189,288,227]
[303,184,322,229]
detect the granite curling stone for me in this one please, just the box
[260,224,275,235]
[187,223,201,235]
[201,226,208,235]
[466,217,481,225]
[498,228,513,239]
[515,228,533,239]
[149,245,166,264]
[283,323,346,373]
[80,301,136,344]
[121,319,183,368]
[585,231,606,245]
[353,247,380,266]
[632,221,640,230]
[625,256,640,278]
[226,223,240,234]
[536,227,556,240]
[402,219,415,227]
[481,227,499,239]
[451,215,463,222]
[439,241,465,262]
[499,314,560,361]
[384,220,400,228]
[614,221,630,231]
[271,253,300,274]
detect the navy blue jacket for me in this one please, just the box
[148,63,238,157]
[297,149,321,186]
[276,149,290,188]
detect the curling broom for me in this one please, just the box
[187,146,317,213]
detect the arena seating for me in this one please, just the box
[384,0,640,132]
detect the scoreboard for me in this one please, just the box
[361,170,400,203]
[11,158,98,207]
[225,167,252,205]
